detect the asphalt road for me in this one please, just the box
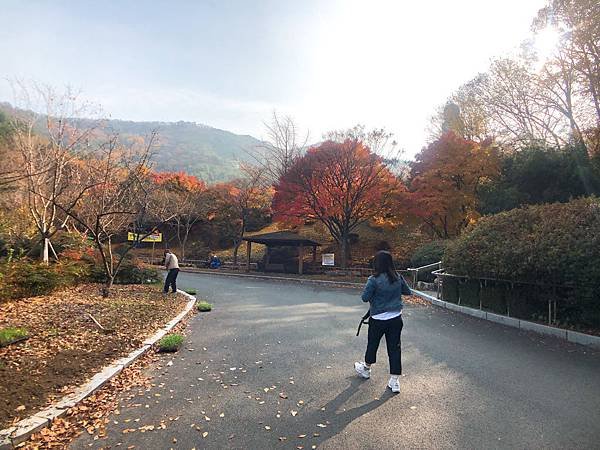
[71,272,600,450]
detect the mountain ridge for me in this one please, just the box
[0,102,262,183]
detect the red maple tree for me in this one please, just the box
[272,139,405,267]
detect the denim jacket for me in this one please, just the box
[361,273,411,316]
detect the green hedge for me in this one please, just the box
[410,240,448,281]
[443,197,600,330]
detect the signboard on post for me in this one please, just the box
[322,253,335,266]
[127,231,162,243]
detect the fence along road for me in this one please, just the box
[72,271,600,450]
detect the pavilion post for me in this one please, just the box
[246,241,251,272]
[298,244,304,275]
[312,246,317,263]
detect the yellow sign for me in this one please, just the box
[127,232,162,243]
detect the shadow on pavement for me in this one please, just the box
[304,376,394,448]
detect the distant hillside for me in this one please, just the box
[102,119,262,182]
[0,102,262,183]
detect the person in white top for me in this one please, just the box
[163,249,180,294]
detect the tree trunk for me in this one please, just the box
[340,234,349,269]
[42,237,50,264]
[233,239,242,265]
[181,233,188,260]
[102,276,114,298]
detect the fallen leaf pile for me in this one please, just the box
[21,350,157,449]
[0,283,187,430]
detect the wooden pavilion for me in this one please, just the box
[242,231,321,275]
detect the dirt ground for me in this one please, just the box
[0,283,187,430]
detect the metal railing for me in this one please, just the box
[406,261,442,288]
[432,271,580,327]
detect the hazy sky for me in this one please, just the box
[0,0,548,158]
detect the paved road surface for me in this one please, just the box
[72,272,600,449]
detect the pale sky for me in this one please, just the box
[0,0,548,158]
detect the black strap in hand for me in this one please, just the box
[356,310,370,336]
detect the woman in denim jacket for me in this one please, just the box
[355,250,411,393]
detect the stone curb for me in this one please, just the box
[411,290,600,349]
[0,290,197,450]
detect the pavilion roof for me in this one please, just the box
[242,231,321,247]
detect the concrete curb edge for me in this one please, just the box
[0,290,197,450]
[411,290,600,349]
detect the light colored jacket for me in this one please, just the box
[165,252,179,270]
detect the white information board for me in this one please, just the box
[322,253,335,266]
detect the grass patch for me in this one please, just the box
[0,327,29,347]
[158,334,184,352]
[196,301,212,312]
[183,288,197,295]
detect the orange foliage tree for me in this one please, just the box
[409,132,500,239]
[150,171,206,259]
[272,139,405,267]
[209,167,273,264]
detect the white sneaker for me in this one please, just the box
[354,362,371,379]
[388,376,400,393]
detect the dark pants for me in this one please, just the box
[365,315,403,375]
[164,268,179,293]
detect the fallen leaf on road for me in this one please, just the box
[219,413,225,417]
[291,410,298,416]
[317,424,327,428]
[166,361,173,367]
[202,431,208,438]
[279,393,288,399]
[265,426,271,430]
[16,405,26,412]
[298,434,306,438]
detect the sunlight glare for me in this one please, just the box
[534,27,561,61]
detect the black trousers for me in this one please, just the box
[365,315,403,375]
[164,268,179,293]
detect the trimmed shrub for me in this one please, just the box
[410,241,448,268]
[90,254,162,285]
[158,334,183,352]
[443,197,600,329]
[196,301,212,312]
[9,262,64,297]
[0,327,28,347]
[410,241,448,281]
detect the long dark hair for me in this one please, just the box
[373,250,398,283]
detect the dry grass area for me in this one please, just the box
[0,284,187,430]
